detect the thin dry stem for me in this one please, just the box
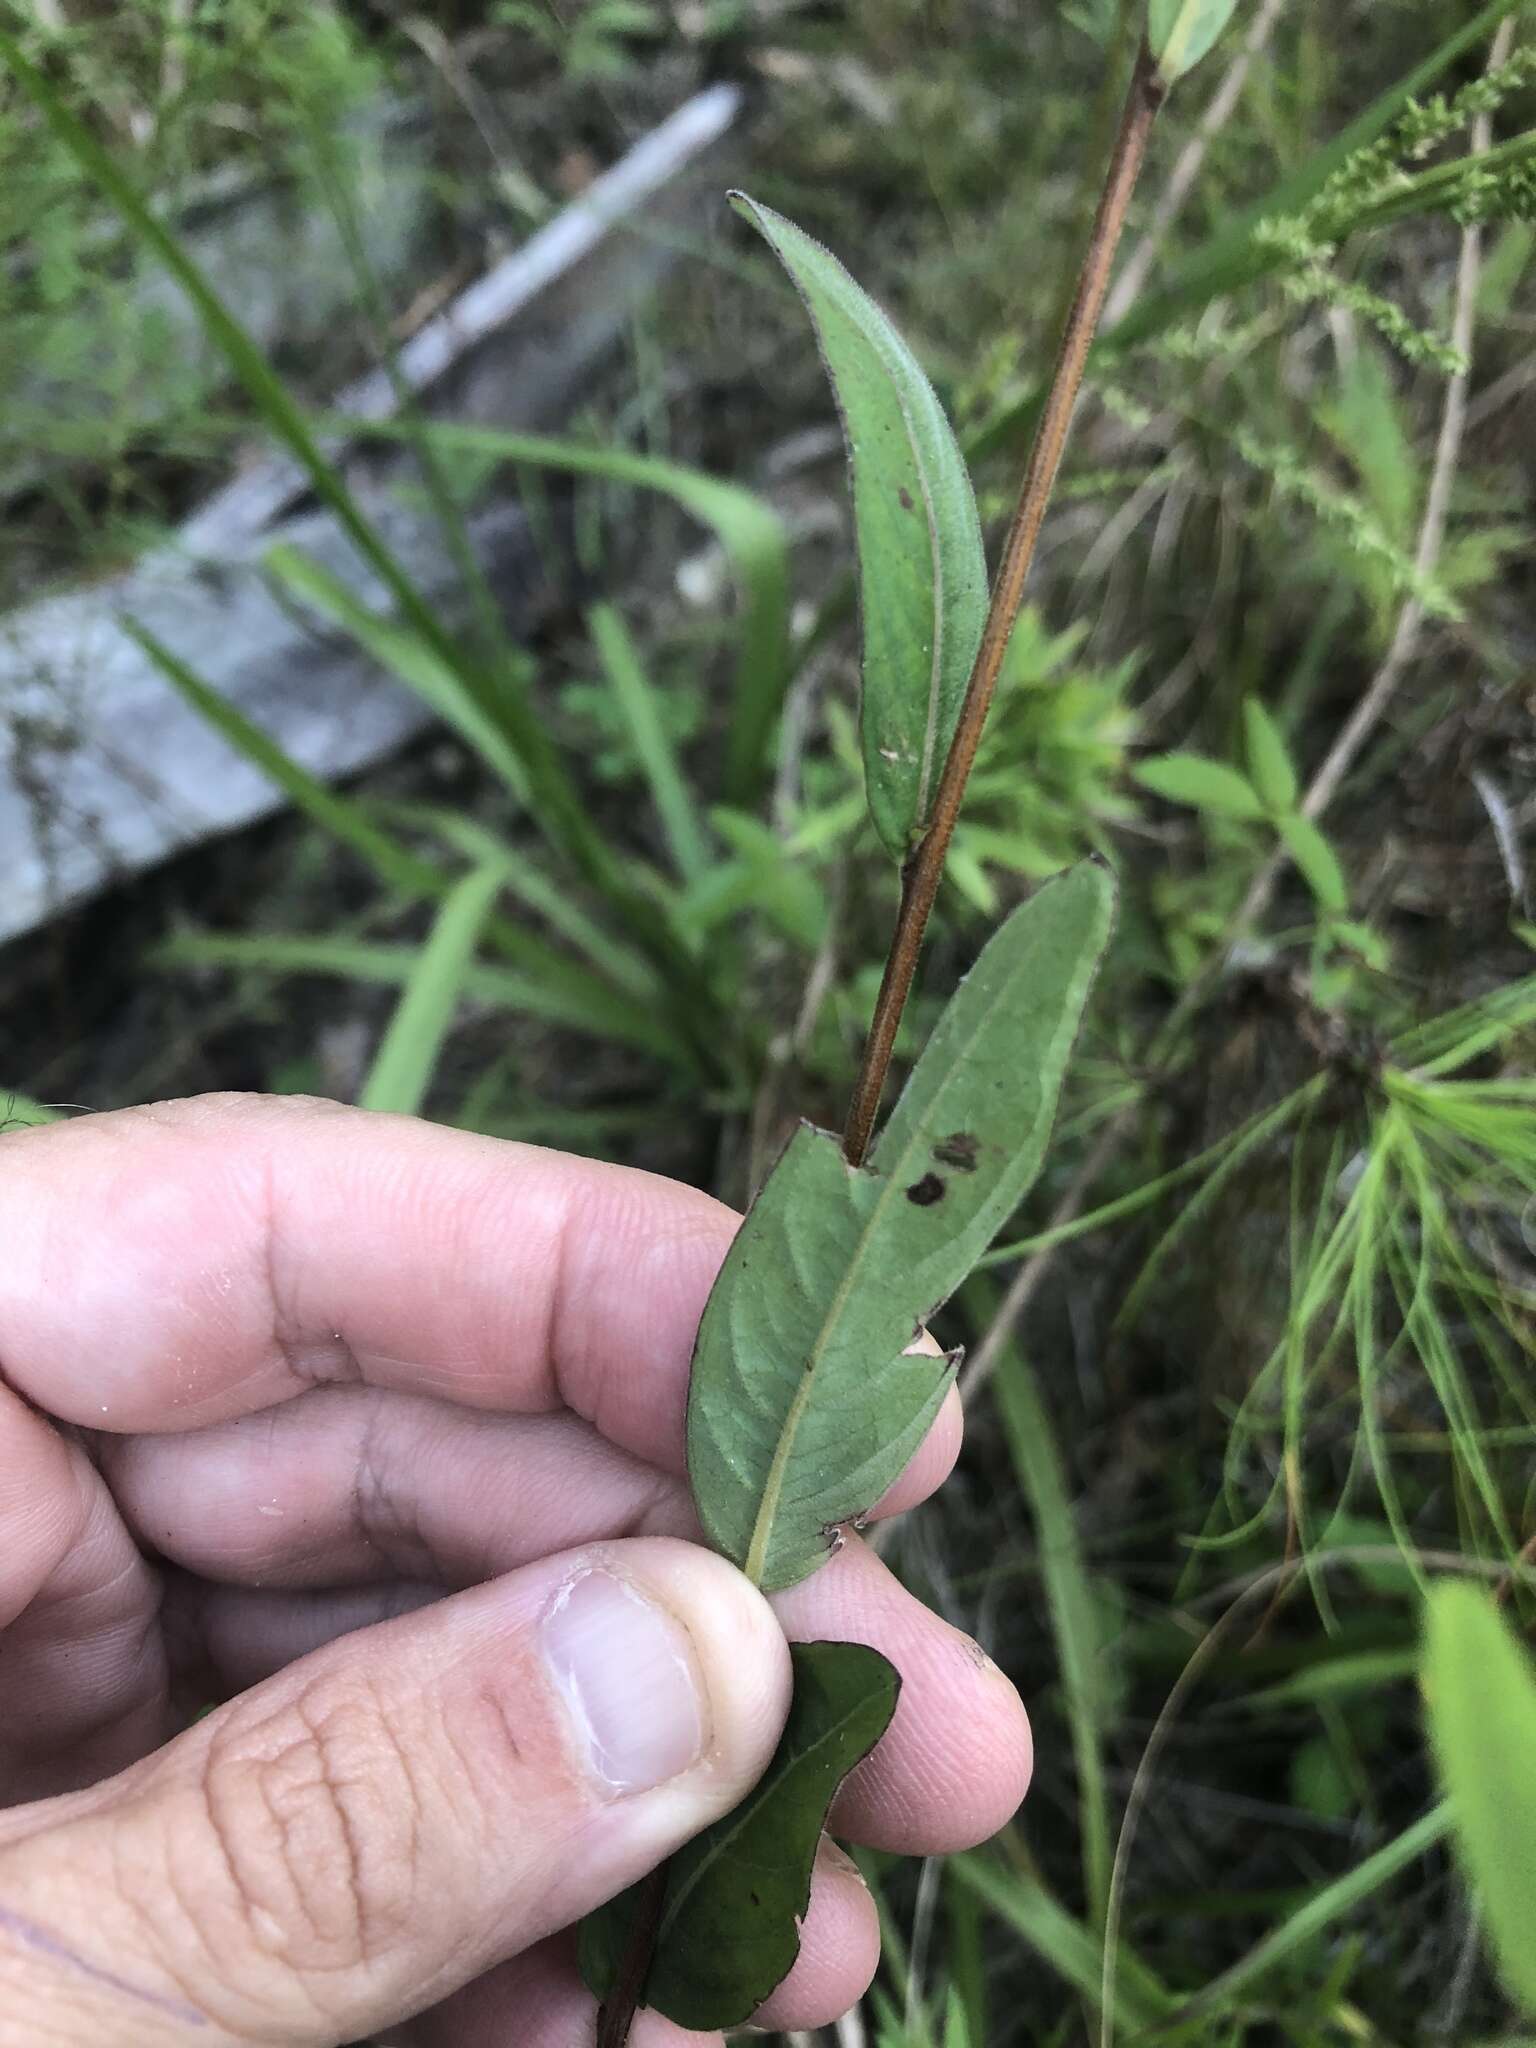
[842,43,1166,1166]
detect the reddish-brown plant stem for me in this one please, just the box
[842,41,1167,1168]
[594,1867,668,2048]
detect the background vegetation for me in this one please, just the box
[3,1,1535,2041]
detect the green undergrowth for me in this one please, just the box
[3,0,1535,2039]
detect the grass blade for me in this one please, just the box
[128,621,441,898]
[1168,1804,1451,2024]
[322,416,793,805]
[156,930,686,1061]
[360,863,507,1115]
[588,602,712,883]
[949,1856,1173,2029]
[968,1277,1112,1928]
[388,803,661,1002]
[133,626,695,1069]
[265,544,531,802]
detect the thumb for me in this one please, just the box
[0,1538,789,2047]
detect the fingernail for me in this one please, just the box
[542,1568,707,1794]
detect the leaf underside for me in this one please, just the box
[579,1640,900,2030]
[731,193,986,864]
[1148,0,1242,83]
[688,859,1117,1591]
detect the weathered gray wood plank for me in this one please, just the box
[0,85,741,945]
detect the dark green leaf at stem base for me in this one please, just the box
[579,1640,900,2030]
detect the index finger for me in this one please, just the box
[0,1093,734,1471]
[0,1093,963,1494]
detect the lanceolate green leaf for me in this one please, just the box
[731,193,987,863]
[688,861,1116,1590]
[1133,752,1265,819]
[579,1641,899,2029]
[1424,1581,1536,2013]
[1242,699,1299,814]
[1280,812,1349,914]
[360,862,507,1116]
[1148,0,1242,84]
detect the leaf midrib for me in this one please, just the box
[902,372,949,833]
[740,941,1051,1583]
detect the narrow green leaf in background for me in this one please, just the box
[1133,752,1265,819]
[1280,812,1349,914]
[265,545,532,803]
[950,1855,1174,2028]
[0,26,605,882]
[688,861,1115,1589]
[972,1277,1112,1925]
[156,931,687,1062]
[1243,699,1300,814]
[579,1640,899,2028]
[1148,0,1243,85]
[128,620,441,898]
[1173,1802,1451,2021]
[731,194,987,864]
[1425,1581,1536,2014]
[323,415,793,806]
[589,602,712,884]
[942,1983,973,2048]
[360,863,507,1115]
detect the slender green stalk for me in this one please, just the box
[589,604,713,883]
[971,1278,1113,1930]
[1154,1805,1452,2031]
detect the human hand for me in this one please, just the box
[0,1094,1031,2046]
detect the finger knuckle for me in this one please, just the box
[193,1675,425,1987]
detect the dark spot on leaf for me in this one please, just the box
[898,485,914,511]
[932,1131,980,1172]
[906,1172,946,1206]
[750,1890,762,1907]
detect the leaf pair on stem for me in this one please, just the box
[581,199,1118,2037]
[585,857,1115,2032]
[588,9,1244,2032]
